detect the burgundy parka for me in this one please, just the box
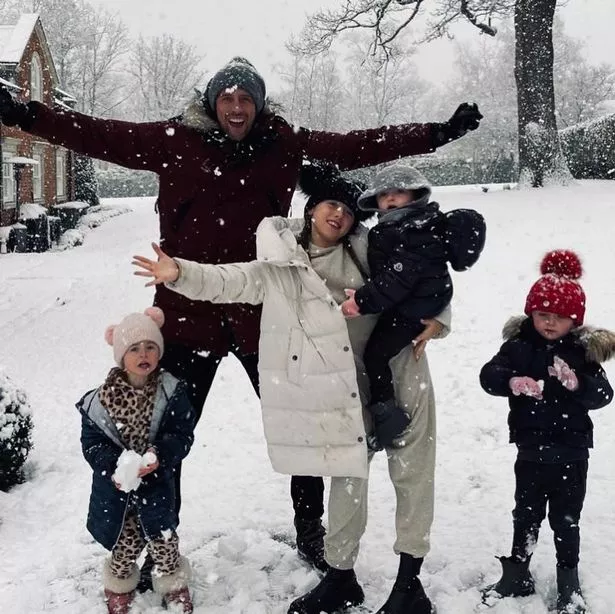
[26,99,439,355]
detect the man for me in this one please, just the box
[0,56,482,585]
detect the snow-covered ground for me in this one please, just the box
[0,183,614,613]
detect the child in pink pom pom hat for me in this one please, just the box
[76,307,196,613]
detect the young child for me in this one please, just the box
[76,307,196,614]
[479,250,614,614]
[342,163,485,448]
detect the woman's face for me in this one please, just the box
[309,200,355,248]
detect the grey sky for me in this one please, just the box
[89,0,615,90]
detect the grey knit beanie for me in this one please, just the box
[357,164,432,212]
[206,57,266,114]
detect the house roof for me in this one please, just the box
[0,13,59,85]
[0,13,39,63]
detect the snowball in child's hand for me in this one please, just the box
[142,451,157,467]
[113,450,144,492]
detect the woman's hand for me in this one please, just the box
[341,289,361,318]
[412,318,444,361]
[132,243,179,287]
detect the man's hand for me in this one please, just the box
[0,84,30,128]
[433,102,483,146]
[132,243,180,286]
[548,356,579,391]
[341,289,361,318]
[448,102,483,134]
[510,376,544,400]
[412,318,444,361]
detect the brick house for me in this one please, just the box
[0,13,74,227]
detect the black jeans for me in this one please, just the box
[161,342,324,521]
[511,459,588,567]
[363,312,424,404]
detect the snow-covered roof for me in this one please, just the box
[0,14,39,64]
[0,76,21,91]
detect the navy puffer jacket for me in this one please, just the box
[480,317,614,449]
[77,372,195,550]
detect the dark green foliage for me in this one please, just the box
[0,372,34,492]
[96,166,159,198]
[74,154,100,208]
[560,114,615,179]
[348,155,517,188]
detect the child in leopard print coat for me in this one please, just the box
[76,307,196,614]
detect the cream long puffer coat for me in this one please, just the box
[169,217,370,478]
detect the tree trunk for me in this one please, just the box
[514,0,572,186]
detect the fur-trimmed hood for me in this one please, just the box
[180,93,279,135]
[502,315,615,363]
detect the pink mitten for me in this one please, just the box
[510,376,544,400]
[548,356,579,391]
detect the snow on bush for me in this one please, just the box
[0,370,33,491]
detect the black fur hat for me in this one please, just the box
[298,161,370,226]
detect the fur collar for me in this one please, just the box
[502,315,615,363]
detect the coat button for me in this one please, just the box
[292,355,298,361]
[358,436,364,443]
[343,346,349,352]
[351,392,357,398]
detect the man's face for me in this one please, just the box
[215,87,257,141]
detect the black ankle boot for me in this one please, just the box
[481,556,535,601]
[556,566,586,614]
[287,568,364,614]
[136,553,154,593]
[375,554,433,614]
[294,517,329,573]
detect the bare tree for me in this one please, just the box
[3,0,129,115]
[552,18,615,128]
[128,34,204,121]
[292,0,572,187]
[275,48,344,130]
[343,32,427,128]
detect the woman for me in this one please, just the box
[132,164,449,614]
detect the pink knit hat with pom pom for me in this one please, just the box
[105,307,165,366]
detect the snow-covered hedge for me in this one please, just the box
[560,113,615,179]
[0,371,33,491]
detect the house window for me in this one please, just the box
[32,152,43,200]
[56,150,66,198]
[3,159,15,207]
[30,53,43,102]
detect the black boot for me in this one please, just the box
[375,554,433,614]
[136,553,154,593]
[481,556,535,601]
[556,566,586,614]
[287,568,364,614]
[295,517,330,573]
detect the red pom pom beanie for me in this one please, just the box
[524,250,586,325]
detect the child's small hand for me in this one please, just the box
[132,243,180,287]
[510,376,544,400]
[138,448,159,477]
[548,356,579,391]
[341,289,361,318]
